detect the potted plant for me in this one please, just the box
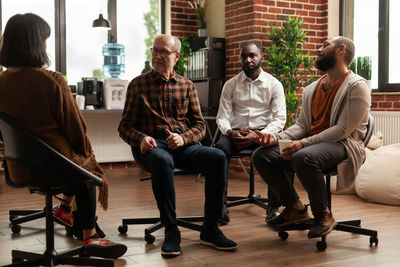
[357,56,372,90]
[189,0,207,37]
[175,36,192,76]
[349,56,372,90]
[265,17,316,128]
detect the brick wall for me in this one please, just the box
[225,0,328,79]
[371,93,400,111]
[170,0,198,39]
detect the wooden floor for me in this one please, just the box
[1,167,400,267]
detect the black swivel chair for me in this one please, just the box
[0,112,113,267]
[226,149,269,211]
[277,114,378,251]
[118,154,203,244]
[1,135,104,240]
[212,128,269,211]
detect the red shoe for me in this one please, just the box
[84,238,127,259]
[53,205,74,227]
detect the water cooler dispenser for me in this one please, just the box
[102,43,128,109]
[102,43,125,78]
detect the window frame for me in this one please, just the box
[340,0,400,91]
[0,0,165,76]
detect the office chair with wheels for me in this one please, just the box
[1,137,105,239]
[0,112,113,267]
[118,154,203,244]
[212,128,270,211]
[277,114,378,251]
[0,130,51,234]
[226,148,269,211]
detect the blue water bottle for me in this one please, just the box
[102,43,125,78]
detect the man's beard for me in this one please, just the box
[315,49,336,72]
[243,61,262,77]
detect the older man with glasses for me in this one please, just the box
[118,34,237,257]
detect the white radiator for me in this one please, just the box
[82,111,134,163]
[370,111,400,145]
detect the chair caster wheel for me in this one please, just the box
[145,234,155,244]
[118,225,128,234]
[370,236,378,246]
[278,231,288,241]
[11,224,21,234]
[316,240,327,251]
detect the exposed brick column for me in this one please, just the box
[225,0,328,80]
[170,0,198,39]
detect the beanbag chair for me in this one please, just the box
[355,144,400,206]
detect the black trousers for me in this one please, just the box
[216,134,285,207]
[252,142,347,214]
[63,183,96,230]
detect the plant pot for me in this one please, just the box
[197,28,207,37]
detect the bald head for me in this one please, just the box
[154,34,181,53]
[331,36,355,66]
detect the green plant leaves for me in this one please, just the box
[265,16,317,128]
[353,56,371,80]
[175,36,192,76]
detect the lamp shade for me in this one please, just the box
[92,13,111,29]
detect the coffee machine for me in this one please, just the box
[81,77,103,109]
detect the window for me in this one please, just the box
[0,0,164,86]
[65,0,108,85]
[388,0,400,83]
[1,0,56,71]
[341,0,400,91]
[117,0,160,81]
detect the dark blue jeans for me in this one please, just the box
[132,140,227,226]
[252,142,347,214]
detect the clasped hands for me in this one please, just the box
[253,130,303,160]
[140,129,184,154]
[227,129,258,149]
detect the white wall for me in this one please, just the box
[328,0,340,37]
[206,0,225,38]
[164,0,171,34]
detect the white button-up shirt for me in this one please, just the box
[216,70,286,135]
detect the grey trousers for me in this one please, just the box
[252,142,347,214]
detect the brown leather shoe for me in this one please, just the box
[84,238,127,259]
[308,211,337,239]
[268,205,312,228]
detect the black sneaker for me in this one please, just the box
[218,204,230,226]
[268,205,312,228]
[161,228,181,257]
[200,225,238,250]
[307,211,337,239]
[265,205,280,224]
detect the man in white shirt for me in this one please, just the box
[216,41,287,225]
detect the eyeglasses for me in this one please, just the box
[150,47,178,57]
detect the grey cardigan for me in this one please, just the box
[273,71,371,192]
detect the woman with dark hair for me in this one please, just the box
[0,13,127,259]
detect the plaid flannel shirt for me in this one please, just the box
[118,70,206,147]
